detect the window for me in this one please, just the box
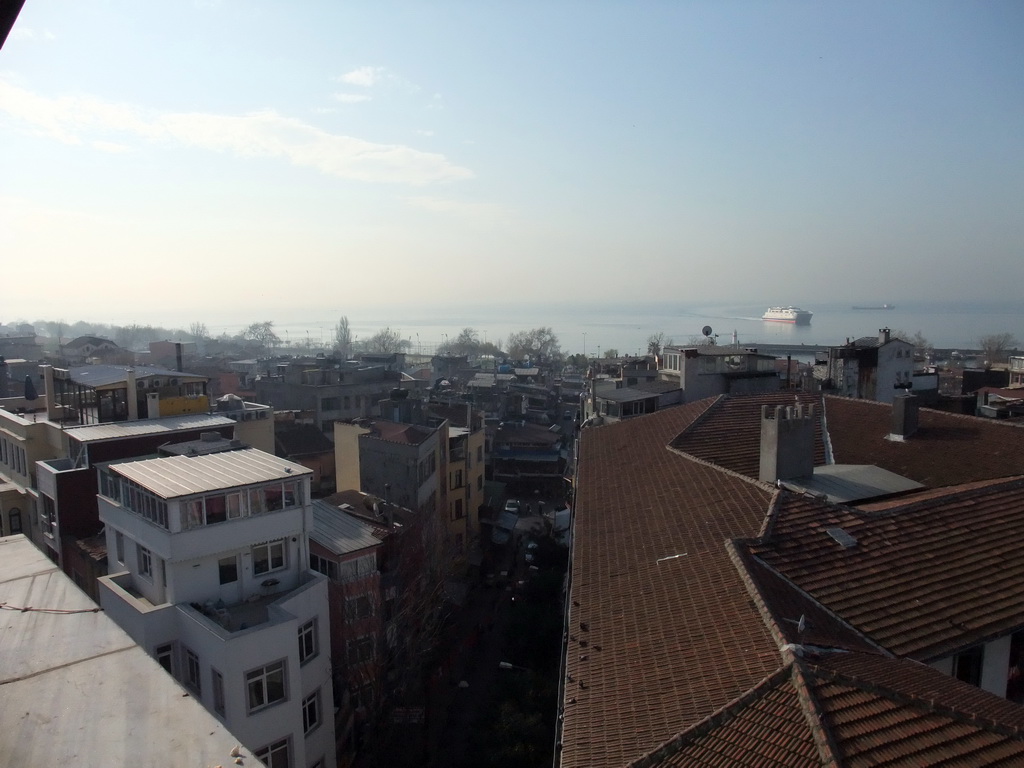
[347,636,374,665]
[452,469,464,489]
[40,495,57,537]
[255,738,290,768]
[477,475,483,492]
[302,689,321,734]
[309,553,338,581]
[185,648,201,694]
[453,499,464,521]
[115,531,125,563]
[954,645,984,687]
[155,643,174,675]
[345,595,372,622]
[253,540,286,575]
[212,669,226,716]
[298,619,318,664]
[246,660,287,713]
[219,555,238,584]
[138,545,153,578]
[477,446,483,463]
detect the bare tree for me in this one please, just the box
[188,321,209,340]
[506,327,561,361]
[365,327,410,353]
[646,332,673,359]
[242,321,281,352]
[603,348,620,358]
[978,332,1019,367]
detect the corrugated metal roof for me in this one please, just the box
[68,363,206,389]
[111,448,311,498]
[0,536,250,767]
[311,499,384,555]
[65,413,237,443]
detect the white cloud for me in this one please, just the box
[338,66,384,88]
[9,28,56,42]
[0,79,473,185]
[415,129,435,137]
[404,196,510,223]
[91,140,133,154]
[332,93,372,104]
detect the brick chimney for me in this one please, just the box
[759,403,815,483]
[890,393,919,440]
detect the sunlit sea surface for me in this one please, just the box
[249,299,1024,359]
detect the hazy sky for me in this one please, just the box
[2,1,1023,331]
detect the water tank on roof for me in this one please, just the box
[216,393,244,411]
[390,388,409,400]
[498,364,512,373]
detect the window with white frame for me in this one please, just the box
[155,642,174,675]
[246,659,287,713]
[252,540,286,575]
[309,553,338,581]
[114,531,125,563]
[298,619,318,665]
[212,669,225,716]
[254,737,290,768]
[302,688,321,734]
[137,545,153,578]
[185,648,201,694]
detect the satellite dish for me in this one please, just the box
[701,326,713,337]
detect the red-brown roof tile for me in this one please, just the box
[562,402,779,768]
[749,479,1024,660]
[825,397,1024,487]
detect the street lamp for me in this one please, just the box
[582,332,587,358]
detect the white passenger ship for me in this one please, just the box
[762,306,812,324]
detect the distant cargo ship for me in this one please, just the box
[852,304,895,310]
[762,306,812,324]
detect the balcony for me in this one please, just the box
[181,571,323,639]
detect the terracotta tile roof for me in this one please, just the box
[825,397,1024,487]
[562,402,779,768]
[629,652,1024,768]
[804,652,1024,766]
[670,393,826,480]
[564,392,1024,767]
[748,479,1024,660]
[626,668,820,768]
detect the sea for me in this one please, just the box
[225,299,1024,360]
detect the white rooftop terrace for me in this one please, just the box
[0,535,263,768]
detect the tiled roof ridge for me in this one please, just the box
[726,537,889,661]
[623,665,794,768]
[757,488,785,540]
[856,474,1024,519]
[824,393,1024,433]
[726,536,789,655]
[666,443,778,496]
[789,660,843,768]
[666,394,726,446]
[801,660,1024,740]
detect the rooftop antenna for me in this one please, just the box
[701,325,717,346]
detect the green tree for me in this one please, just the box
[333,315,354,358]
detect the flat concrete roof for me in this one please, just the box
[782,464,925,504]
[0,535,260,768]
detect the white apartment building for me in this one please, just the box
[97,448,336,768]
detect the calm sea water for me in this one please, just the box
[270,299,1023,358]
